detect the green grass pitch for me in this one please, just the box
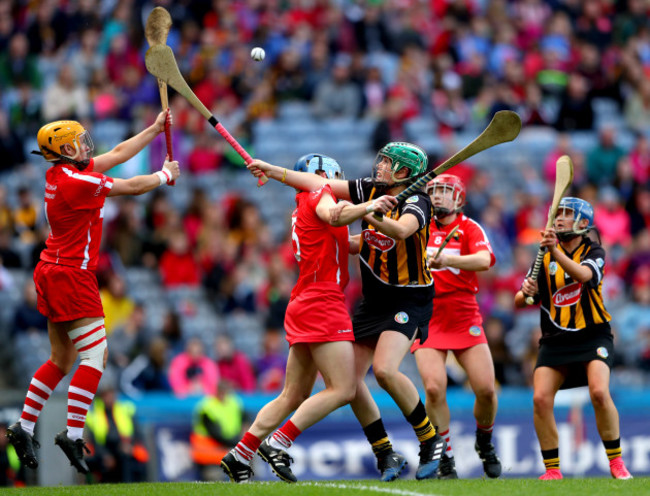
[2,478,648,496]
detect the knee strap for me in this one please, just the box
[68,320,107,372]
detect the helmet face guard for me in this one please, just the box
[294,153,344,179]
[373,142,427,189]
[426,174,466,218]
[36,121,94,170]
[555,197,594,241]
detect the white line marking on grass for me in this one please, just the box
[304,482,443,496]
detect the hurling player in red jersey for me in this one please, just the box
[7,116,179,474]
[222,154,393,483]
[411,174,501,480]
[248,143,447,483]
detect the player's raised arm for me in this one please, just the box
[93,111,170,173]
[248,157,351,199]
[109,157,180,196]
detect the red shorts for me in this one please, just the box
[411,294,485,351]
[284,283,354,346]
[34,261,104,323]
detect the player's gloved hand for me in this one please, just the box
[521,277,538,298]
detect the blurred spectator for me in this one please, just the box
[68,28,105,86]
[629,188,650,236]
[160,310,185,358]
[188,131,223,174]
[628,133,650,184]
[215,334,256,393]
[484,316,518,386]
[586,126,626,185]
[85,379,149,483]
[13,187,39,246]
[0,185,13,233]
[0,228,21,269]
[312,53,362,119]
[255,329,287,393]
[615,267,650,366]
[11,280,47,338]
[120,336,172,398]
[190,379,245,481]
[159,229,201,288]
[624,78,650,133]
[100,273,136,335]
[0,422,24,487]
[168,337,219,397]
[41,63,90,122]
[0,32,41,89]
[0,109,25,173]
[106,197,144,267]
[594,186,632,250]
[109,303,149,369]
[554,73,594,131]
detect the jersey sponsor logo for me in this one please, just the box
[94,176,107,196]
[469,326,482,336]
[394,311,409,324]
[549,261,558,275]
[596,258,605,267]
[597,346,609,359]
[362,229,395,252]
[552,282,582,307]
[338,329,352,334]
[405,195,419,204]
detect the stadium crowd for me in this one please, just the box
[0,0,650,438]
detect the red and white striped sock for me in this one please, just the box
[66,365,102,440]
[269,420,302,450]
[477,422,494,436]
[233,432,262,465]
[439,428,454,458]
[19,360,65,436]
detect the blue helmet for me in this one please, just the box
[293,153,344,179]
[556,197,594,240]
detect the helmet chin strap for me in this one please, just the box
[32,146,91,170]
[433,206,454,218]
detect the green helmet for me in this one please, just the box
[376,142,428,184]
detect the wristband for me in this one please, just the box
[155,167,172,185]
[365,201,376,214]
[281,168,288,183]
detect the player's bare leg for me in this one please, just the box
[288,341,356,429]
[222,345,317,483]
[585,360,632,479]
[457,344,500,478]
[533,366,564,479]
[258,341,356,482]
[415,347,449,429]
[349,340,406,481]
[7,319,78,469]
[250,346,318,439]
[415,347,456,478]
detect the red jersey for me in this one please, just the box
[40,159,114,271]
[428,214,495,297]
[290,185,350,299]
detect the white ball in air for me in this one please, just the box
[251,47,265,61]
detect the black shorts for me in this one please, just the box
[352,297,432,344]
[536,331,614,390]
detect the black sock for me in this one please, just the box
[541,448,560,470]
[363,419,393,459]
[405,400,435,442]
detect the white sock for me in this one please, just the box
[20,420,35,437]
[67,427,84,441]
[232,449,251,465]
[269,436,289,450]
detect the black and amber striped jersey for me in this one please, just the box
[528,237,612,341]
[349,178,434,306]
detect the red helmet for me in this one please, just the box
[426,174,466,217]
